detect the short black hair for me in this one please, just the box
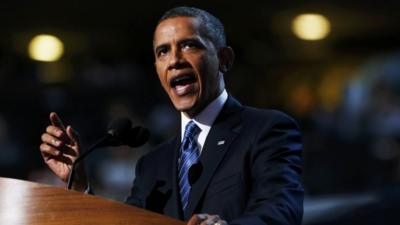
[158,6,226,49]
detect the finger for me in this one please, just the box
[187,214,203,225]
[51,153,74,165]
[40,143,62,157]
[41,133,63,148]
[219,220,228,225]
[45,125,75,147]
[66,126,79,145]
[42,131,78,157]
[197,214,208,220]
[189,214,215,225]
[46,125,68,141]
[42,150,74,166]
[206,220,227,225]
[187,215,198,225]
[40,143,76,166]
[50,112,66,131]
[200,215,219,225]
[200,218,216,225]
[214,220,228,225]
[41,138,78,158]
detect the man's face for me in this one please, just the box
[153,16,223,117]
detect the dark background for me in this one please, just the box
[1,1,400,224]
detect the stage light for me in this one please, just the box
[28,34,64,62]
[292,13,331,41]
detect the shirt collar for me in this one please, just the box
[181,89,228,138]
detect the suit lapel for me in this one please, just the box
[170,135,183,219]
[185,96,243,218]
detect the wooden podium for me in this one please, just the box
[0,177,185,225]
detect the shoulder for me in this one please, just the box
[238,105,303,168]
[241,106,300,130]
[226,95,298,127]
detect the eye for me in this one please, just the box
[181,40,201,50]
[156,46,169,58]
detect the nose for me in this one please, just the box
[168,49,187,70]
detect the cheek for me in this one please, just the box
[199,56,219,83]
[155,64,168,87]
[159,75,169,90]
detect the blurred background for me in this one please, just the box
[1,0,400,224]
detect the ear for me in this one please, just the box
[218,47,235,73]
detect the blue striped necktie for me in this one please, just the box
[178,120,201,211]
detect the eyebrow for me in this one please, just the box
[178,37,203,46]
[154,37,203,53]
[154,43,169,54]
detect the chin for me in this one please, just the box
[174,104,194,113]
[172,100,197,114]
[170,95,195,110]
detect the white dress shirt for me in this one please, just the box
[181,90,228,154]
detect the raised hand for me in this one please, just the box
[40,112,87,190]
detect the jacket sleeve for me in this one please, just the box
[124,156,146,208]
[230,112,304,225]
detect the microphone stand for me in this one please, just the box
[65,123,149,190]
[67,134,112,190]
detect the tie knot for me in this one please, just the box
[184,121,200,139]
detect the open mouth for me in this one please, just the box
[169,73,197,96]
[170,74,197,88]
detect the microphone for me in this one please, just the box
[67,118,150,189]
[99,118,150,148]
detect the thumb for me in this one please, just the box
[66,126,80,146]
[187,214,203,225]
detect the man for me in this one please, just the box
[40,7,303,225]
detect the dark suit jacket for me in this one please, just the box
[126,96,303,225]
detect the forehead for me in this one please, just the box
[153,17,203,46]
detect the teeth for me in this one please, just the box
[170,74,196,87]
[175,85,187,95]
[176,85,185,91]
